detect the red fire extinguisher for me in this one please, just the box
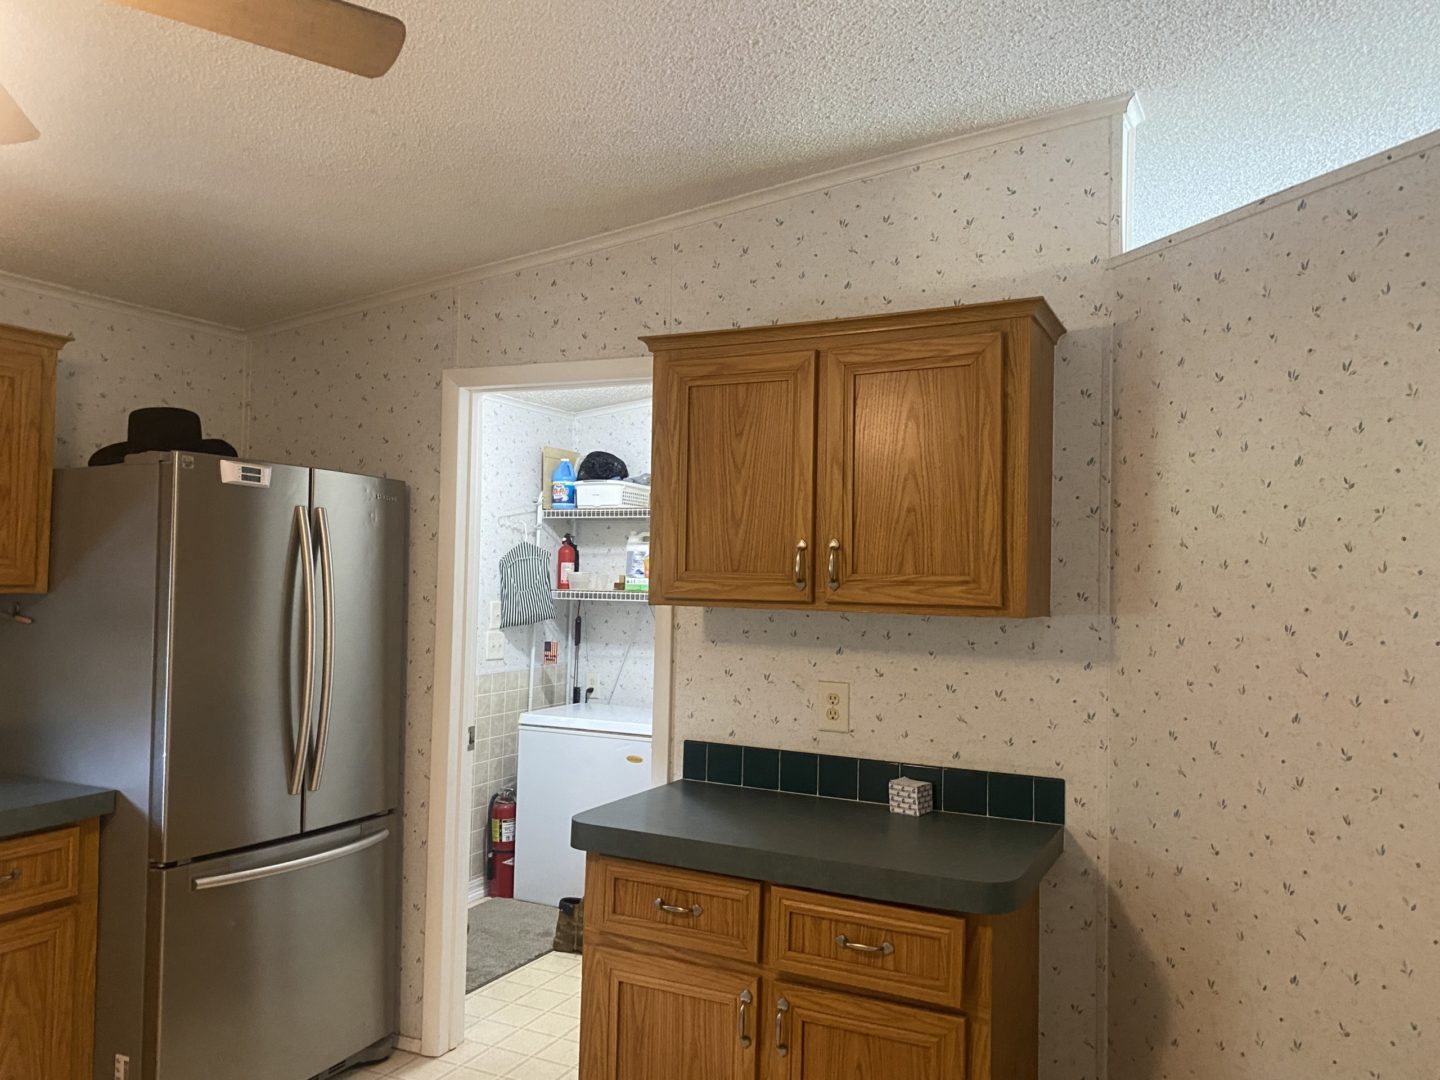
[556,534,579,589]
[487,788,517,899]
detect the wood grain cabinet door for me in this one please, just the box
[0,332,58,593]
[580,945,759,1080]
[0,906,78,1080]
[817,332,1005,611]
[651,350,815,605]
[765,981,965,1080]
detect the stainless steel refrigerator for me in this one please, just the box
[0,452,407,1080]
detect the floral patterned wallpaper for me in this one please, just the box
[456,114,1122,1077]
[245,291,456,1037]
[0,278,246,467]
[1107,143,1439,1078]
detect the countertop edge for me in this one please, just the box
[572,810,1064,916]
[0,787,117,843]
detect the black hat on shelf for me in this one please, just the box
[88,407,238,467]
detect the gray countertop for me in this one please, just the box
[0,774,116,841]
[572,780,1063,915]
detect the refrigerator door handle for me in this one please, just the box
[190,828,390,891]
[288,505,316,796]
[308,506,336,792]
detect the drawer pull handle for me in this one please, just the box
[738,989,752,1048]
[653,897,703,917]
[793,539,808,590]
[826,538,841,591]
[836,933,894,956]
[775,997,790,1057]
[0,868,20,885]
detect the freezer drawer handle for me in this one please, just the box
[308,506,336,793]
[191,828,389,891]
[288,505,317,797]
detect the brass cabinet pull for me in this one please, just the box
[774,997,790,1057]
[653,897,703,917]
[835,933,894,956]
[738,989,753,1048]
[826,538,841,591]
[0,868,20,885]
[793,539,808,590]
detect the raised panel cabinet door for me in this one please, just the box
[0,905,78,1080]
[580,945,758,1080]
[0,333,57,592]
[818,332,1005,610]
[651,350,816,605]
[766,981,965,1080]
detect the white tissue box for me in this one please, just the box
[888,776,934,816]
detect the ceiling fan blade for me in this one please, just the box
[107,0,406,78]
[0,83,39,145]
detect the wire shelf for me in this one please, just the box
[543,506,650,520]
[551,589,650,603]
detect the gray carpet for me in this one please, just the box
[467,899,557,993]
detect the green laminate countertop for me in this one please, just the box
[0,773,116,841]
[571,779,1063,915]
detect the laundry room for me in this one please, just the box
[464,378,657,990]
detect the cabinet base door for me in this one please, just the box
[0,906,76,1080]
[580,945,758,1080]
[767,981,965,1080]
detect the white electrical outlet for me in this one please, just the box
[488,599,502,630]
[114,1055,130,1080]
[484,630,506,661]
[817,680,850,732]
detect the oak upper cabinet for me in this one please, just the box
[766,982,967,1080]
[643,299,1062,618]
[651,349,816,605]
[0,323,68,594]
[581,945,759,1080]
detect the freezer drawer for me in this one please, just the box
[149,818,397,1080]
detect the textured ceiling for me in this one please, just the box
[0,0,1435,327]
[494,384,651,414]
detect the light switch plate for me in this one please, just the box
[817,680,850,733]
[484,630,506,661]
[488,599,502,630]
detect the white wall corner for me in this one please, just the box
[1110,93,1144,258]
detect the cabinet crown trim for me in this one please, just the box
[0,323,74,350]
[641,297,1065,352]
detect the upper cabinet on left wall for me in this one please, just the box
[644,299,1063,619]
[0,323,68,593]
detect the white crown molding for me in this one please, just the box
[1113,125,1440,266]
[0,268,248,339]
[251,93,1138,337]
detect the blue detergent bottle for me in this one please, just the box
[551,458,577,509]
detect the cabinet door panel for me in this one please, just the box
[767,981,965,1080]
[652,350,815,604]
[0,906,76,1080]
[819,332,1004,609]
[580,945,758,1080]
[0,338,55,592]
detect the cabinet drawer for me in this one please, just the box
[585,856,761,962]
[765,886,965,1008]
[0,826,82,920]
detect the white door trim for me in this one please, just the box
[418,356,670,1056]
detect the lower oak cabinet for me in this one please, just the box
[0,821,100,1080]
[579,855,1038,1080]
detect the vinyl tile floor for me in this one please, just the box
[348,951,581,1080]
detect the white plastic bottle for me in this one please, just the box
[624,532,650,592]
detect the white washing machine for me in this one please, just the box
[513,703,653,906]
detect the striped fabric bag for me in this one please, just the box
[498,542,555,628]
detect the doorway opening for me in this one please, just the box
[422,356,671,1058]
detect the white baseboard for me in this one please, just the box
[468,878,488,907]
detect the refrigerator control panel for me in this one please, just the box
[218,460,272,487]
